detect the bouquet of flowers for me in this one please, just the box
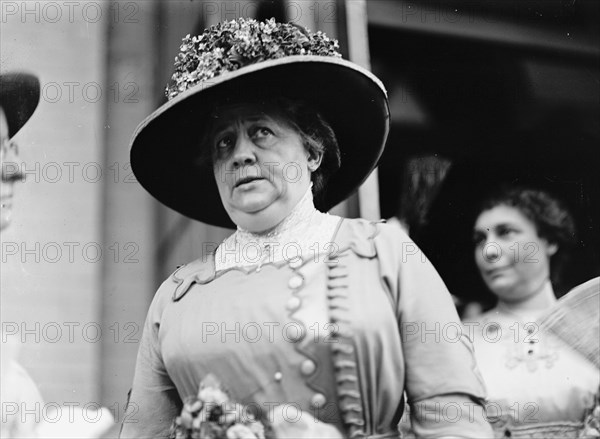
[169,375,269,439]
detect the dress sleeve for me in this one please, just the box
[381,224,494,437]
[120,279,182,439]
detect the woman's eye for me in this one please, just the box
[497,226,516,237]
[216,136,233,149]
[251,127,274,139]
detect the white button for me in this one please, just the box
[288,275,303,289]
[310,393,327,408]
[274,371,283,382]
[300,360,316,376]
[286,296,301,311]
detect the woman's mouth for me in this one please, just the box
[235,176,264,188]
[486,266,512,278]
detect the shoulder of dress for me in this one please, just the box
[332,217,414,259]
[170,257,214,281]
[156,256,216,302]
[379,218,413,241]
[331,217,380,258]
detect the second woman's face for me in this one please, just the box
[211,104,319,233]
[473,205,557,302]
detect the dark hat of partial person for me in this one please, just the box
[0,72,41,138]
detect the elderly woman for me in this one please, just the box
[121,19,493,438]
[468,186,599,437]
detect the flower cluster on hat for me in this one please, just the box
[169,374,268,439]
[166,17,342,100]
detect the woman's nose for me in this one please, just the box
[482,237,502,263]
[231,135,257,169]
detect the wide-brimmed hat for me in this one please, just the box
[0,72,40,138]
[130,18,389,228]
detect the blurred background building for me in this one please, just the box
[1,0,598,429]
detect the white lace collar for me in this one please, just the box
[215,187,340,271]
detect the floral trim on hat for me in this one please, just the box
[166,18,341,100]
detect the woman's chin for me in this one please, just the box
[233,196,274,215]
[227,199,285,231]
[485,277,517,298]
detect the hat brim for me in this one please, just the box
[130,56,390,228]
[0,72,40,138]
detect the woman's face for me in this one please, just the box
[473,204,557,303]
[210,103,321,233]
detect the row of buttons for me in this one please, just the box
[271,360,317,379]
[286,274,305,334]
[271,370,326,408]
[285,269,327,409]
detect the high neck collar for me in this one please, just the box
[216,185,341,271]
[235,184,317,240]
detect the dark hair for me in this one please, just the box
[476,185,577,285]
[197,97,341,203]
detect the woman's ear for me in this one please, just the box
[546,242,558,256]
[307,149,323,172]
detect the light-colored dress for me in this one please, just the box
[121,195,493,438]
[0,339,44,438]
[468,308,600,437]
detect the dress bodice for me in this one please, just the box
[162,248,405,435]
[469,309,599,433]
[121,219,493,438]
